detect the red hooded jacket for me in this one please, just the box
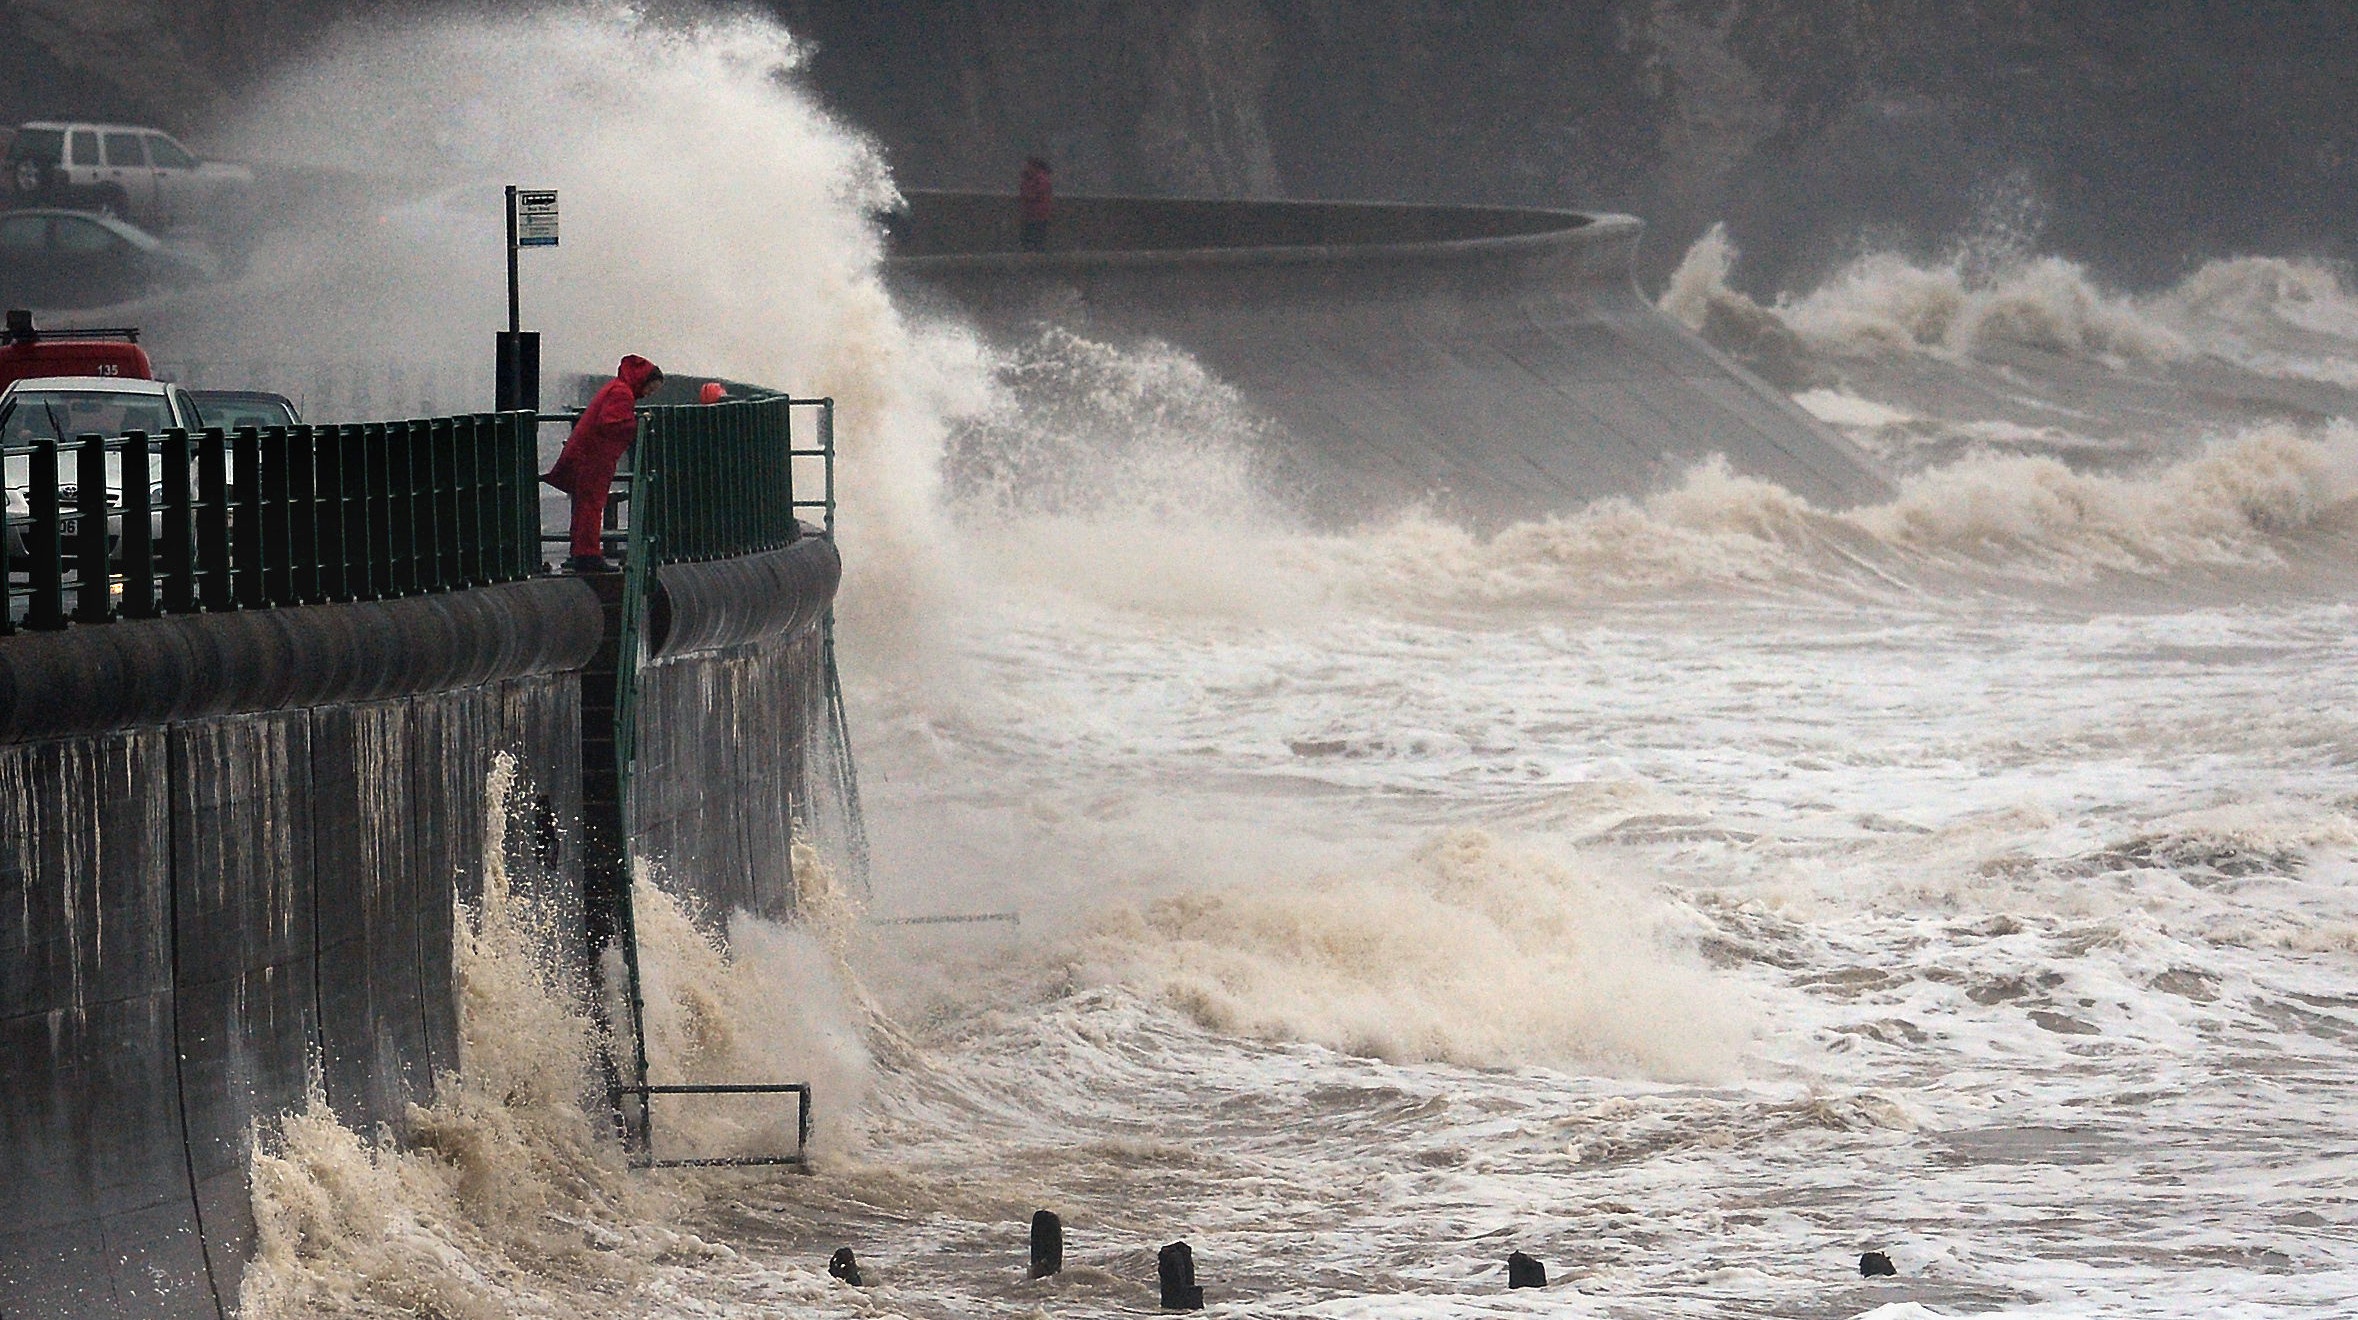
[546,354,659,494]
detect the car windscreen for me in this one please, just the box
[191,396,296,430]
[5,129,63,165]
[1,391,176,445]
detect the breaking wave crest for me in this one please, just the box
[1292,422,2358,611]
[1662,223,2185,364]
[947,325,1278,523]
[1662,224,2358,384]
[2155,256,2358,388]
[1081,828,1753,1080]
[1846,423,2356,570]
[1782,252,2188,363]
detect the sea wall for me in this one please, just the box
[0,531,844,1318]
[892,191,1891,523]
[633,539,843,925]
[0,579,599,1318]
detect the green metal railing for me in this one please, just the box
[3,414,541,633]
[602,391,836,1170]
[538,395,836,562]
[631,394,835,563]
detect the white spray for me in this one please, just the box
[186,5,990,664]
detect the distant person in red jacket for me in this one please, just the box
[1019,156,1053,252]
[544,353,662,571]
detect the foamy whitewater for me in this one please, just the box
[207,10,2358,1318]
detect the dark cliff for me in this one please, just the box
[6,0,2351,292]
[782,0,2358,291]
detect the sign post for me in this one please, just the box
[497,186,558,413]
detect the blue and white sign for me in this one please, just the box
[514,189,559,247]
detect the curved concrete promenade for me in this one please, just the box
[890,192,1891,524]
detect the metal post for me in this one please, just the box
[72,435,110,624]
[506,184,520,336]
[231,427,264,609]
[26,441,64,630]
[344,423,373,598]
[119,432,155,618]
[822,400,836,538]
[511,411,536,576]
[612,416,657,1155]
[196,429,230,611]
[160,428,194,613]
[314,423,346,601]
[386,421,416,595]
[364,422,393,598]
[496,188,540,413]
[0,452,14,634]
[259,425,291,606]
[288,425,319,604]
[416,419,448,593]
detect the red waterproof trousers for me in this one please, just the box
[550,444,624,558]
[545,357,657,560]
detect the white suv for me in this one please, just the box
[3,123,253,230]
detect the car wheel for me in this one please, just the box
[11,161,43,194]
[94,185,130,218]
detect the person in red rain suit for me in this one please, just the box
[543,354,662,571]
[1019,156,1053,252]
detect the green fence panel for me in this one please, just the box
[0,395,803,633]
[71,435,110,625]
[160,429,196,615]
[119,432,156,620]
[622,396,827,569]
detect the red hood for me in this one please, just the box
[617,354,661,393]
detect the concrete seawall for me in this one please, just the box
[634,542,844,924]
[890,192,1892,524]
[0,533,843,1318]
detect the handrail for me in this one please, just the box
[3,395,841,632]
[596,390,837,1163]
[3,413,540,634]
[531,395,837,555]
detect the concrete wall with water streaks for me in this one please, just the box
[0,534,844,1318]
[634,540,844,925]
[0,581,602,1317]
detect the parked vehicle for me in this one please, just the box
[189,389,300,430]
[2,375,202,560]
[0,206,216,308]
[0,209,216,309]
[4,122,253,229]
[2,375,203,442]
[0,308,152,389]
